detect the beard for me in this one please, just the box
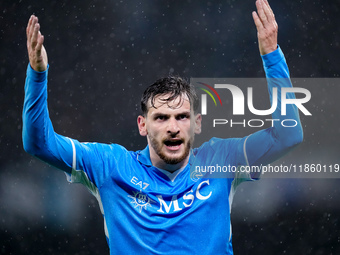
[149,135,192,165]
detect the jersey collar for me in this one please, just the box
[136,145,153,166]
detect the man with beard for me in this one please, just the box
[23,0,303,254]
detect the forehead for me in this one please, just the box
[147,94,191,114]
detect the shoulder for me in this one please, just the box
[194,137,243,154]
[72,140,137,162]
[192,137,245,165]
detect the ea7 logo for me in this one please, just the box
[199,84,312,116]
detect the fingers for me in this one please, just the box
[27,15,44,54]
[263,0,277,30]
[31,22,40,48]
[263,0,275,20]
[26,15,33,38]
[36,31,44,55]
[266,1,278,32]
[252,11,263,31]
[27,15,37,44]
[254,0,276,29]
[255,0,268,26]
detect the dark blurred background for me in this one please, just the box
[1,0,340,254]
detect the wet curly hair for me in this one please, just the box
[140,76,199,116]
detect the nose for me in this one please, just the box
[167,117,180,135]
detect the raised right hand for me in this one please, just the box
[26,15,48,72]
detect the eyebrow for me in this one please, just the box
[176,111,191,116]
[152,111,191,118]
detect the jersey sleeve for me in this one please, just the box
[22,64,125,189]
[199,47,303,182]
[65,139,129,189]
[22,64,74,173]
[243,46,303,178]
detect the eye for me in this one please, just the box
[155,115,166,121]
[177,114,189,120]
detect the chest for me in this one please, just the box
[98,165,233,253]
[99,167,231,217]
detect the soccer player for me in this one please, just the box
[23,0,303,254]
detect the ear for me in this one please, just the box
[137,115,148,136]
[194,114,202,134]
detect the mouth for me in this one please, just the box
[164,139,184,151]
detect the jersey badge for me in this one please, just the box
[128,191,155,213]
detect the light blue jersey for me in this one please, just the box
[23,46,303,254]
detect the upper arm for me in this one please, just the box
[23,124,74,174]
[244,125,302,169]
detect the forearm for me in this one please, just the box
[22,64,73,173]
[245,47,303,167]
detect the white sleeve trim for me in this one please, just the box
[64,138,76,183]
[70,138,76,170]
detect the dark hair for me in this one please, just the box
[141,76,199,116]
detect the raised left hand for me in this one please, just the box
[252,0,278,55]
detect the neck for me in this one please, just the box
[148,146,189,173]
[152,156,189,173]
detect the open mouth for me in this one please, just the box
[164,139,183,148]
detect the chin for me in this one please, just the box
[160,147,190,165]
[149,135,192,166]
